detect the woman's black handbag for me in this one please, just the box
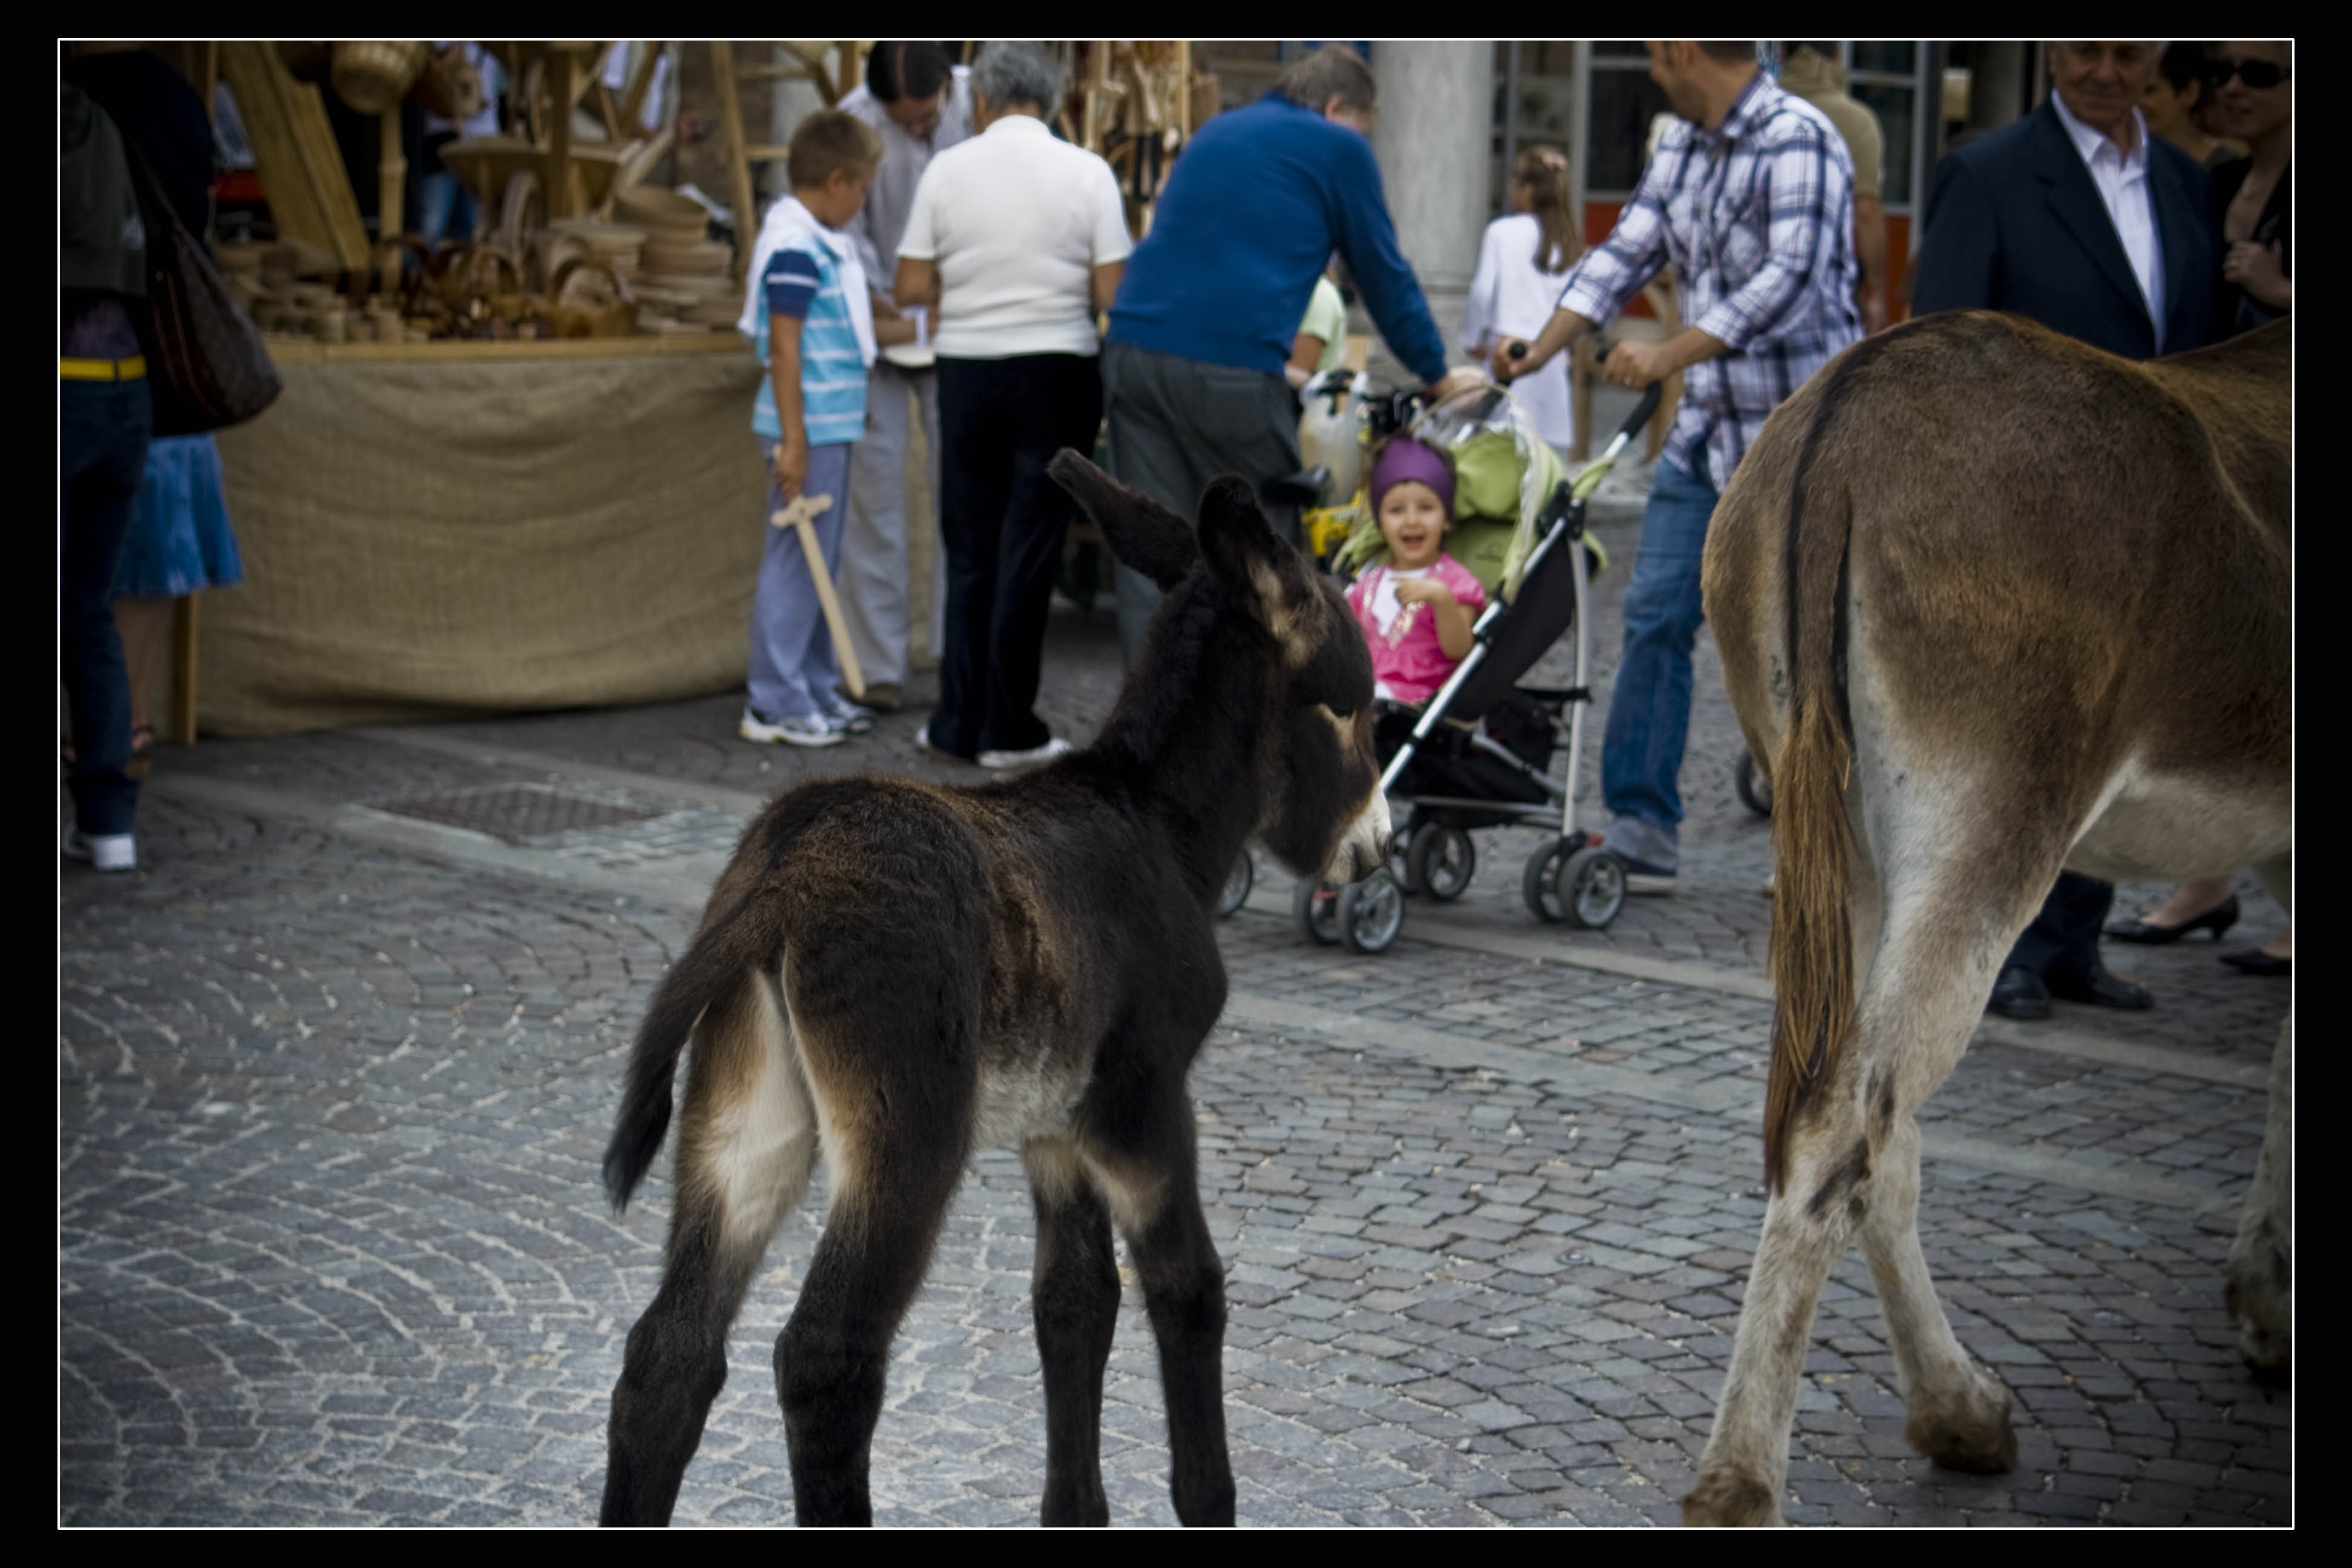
[123,143,282,437]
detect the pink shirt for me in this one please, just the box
[1346,554,1488,705]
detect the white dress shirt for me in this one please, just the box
[840,67,973,307]
[2050,93,2167,351]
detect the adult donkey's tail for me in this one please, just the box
[604,875,788,1212]
[1759,343,1883,1193]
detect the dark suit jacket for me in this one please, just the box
[1913,100,2217,358]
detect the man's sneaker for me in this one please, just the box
[820,694,879,735]
[978,736,1075,769]
[914,724,976,765]
[1621,858,1677,896]
[62,827,137,872]
[740,707,846,748]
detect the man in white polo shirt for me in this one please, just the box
[892,43,1131,768]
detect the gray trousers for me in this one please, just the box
[841,361,946,688]
[1102,340,1301,665]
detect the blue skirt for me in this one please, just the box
[113,433,243,599]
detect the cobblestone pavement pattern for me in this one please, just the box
[62,461,2292,1526]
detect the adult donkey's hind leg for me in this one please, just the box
[604,972,818,1525]
[2227,852,2292,1374]
[1025,1139,1122,1526]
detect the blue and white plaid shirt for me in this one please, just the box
[1557,73,1861,485]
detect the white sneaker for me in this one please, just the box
[820,694,878,735]
[977,736,1074,770]
[739,707,846,748]
[914,725,975,765]
[63,827,137,872]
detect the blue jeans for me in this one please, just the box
[417,172,479,247]
[62,377,153,836]
[1599,452,1719,869]
[746,440,854,720]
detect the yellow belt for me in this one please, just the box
[60,354,146,382]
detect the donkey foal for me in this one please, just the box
[598,456,1388,1526]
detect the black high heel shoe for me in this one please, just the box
[2107,895,2239,944]
[2218,949,2290,978]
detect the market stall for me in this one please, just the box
[181,40,924,735]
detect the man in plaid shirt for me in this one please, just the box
[1494,40,1860,893]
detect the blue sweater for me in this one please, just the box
[1108,96,1449,384]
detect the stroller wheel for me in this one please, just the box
[1217,852,1254,918]
[1408,824,1476,902]
[1524,840,1573,923]
[1736,752,1774,817]
[1560,846,1627,930]
[1293,878,1342,944]
[1337,869,1405,954]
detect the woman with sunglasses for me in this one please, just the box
[2211,41,2292,333]
[2109,41,2291,975]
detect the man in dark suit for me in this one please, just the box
[1913,39,2220,1021]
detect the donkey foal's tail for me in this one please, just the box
[604,883,784,1212]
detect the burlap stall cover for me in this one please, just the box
[206,351,769,734]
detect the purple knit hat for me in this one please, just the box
[1370,437,1454,515]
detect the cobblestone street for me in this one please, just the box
[60,488,2292,1527]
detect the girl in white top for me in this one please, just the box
[1461,146,1580,451]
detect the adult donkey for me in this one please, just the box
[1686,311,2290,1526]
[598,454,1389,1526]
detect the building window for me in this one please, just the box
[1586,42,1668,198]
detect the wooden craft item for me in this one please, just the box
[220,42,371,270]
[769,492,864,699]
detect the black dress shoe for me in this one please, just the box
[2107,895,2239,944]
[2045,963,2154,1010]
[1988,965,2051,1020]
[2219,949,2291,978]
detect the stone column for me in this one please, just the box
[1365,41,1492,382]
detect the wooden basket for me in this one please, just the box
[546,257,641,339]
[415,44,486,122]
[330,41,430,116]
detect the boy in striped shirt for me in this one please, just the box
[736,111,889,746]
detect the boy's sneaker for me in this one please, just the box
[978,736,1074,770]
[740,707,846,748]
[63,827,137,872]
[820,694,878,735]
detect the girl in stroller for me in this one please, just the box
[1347,436,1488,704]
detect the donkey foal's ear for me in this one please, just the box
[1198,474,1298,631]
[1047,449,1198,590]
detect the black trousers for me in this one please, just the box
[930,353,1103,757]
[2005,871,2115,977]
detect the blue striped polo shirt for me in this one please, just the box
[745,201,869,446]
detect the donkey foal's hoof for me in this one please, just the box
[1905,1364,2017,1474]
[1681,1468,1781,1527]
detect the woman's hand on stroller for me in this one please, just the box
[1427,367,1488,403]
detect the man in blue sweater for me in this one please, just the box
[1104,46,1478,662]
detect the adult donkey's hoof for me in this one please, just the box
[1905,1361,2017,1474]
[1681,1468,1780,1527]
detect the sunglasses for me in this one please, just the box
[2208,59,2290,90]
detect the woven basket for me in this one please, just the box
[415,44,486,122]
[546,258,640,339]
[331,41,430,116]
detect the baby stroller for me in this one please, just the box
[1289,368,1664,955]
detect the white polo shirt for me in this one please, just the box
[897,114,1132,359]
[2051,93,2167,350]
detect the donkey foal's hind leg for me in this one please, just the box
[1026,1140,1122,1526]
[604,973,818,1526]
